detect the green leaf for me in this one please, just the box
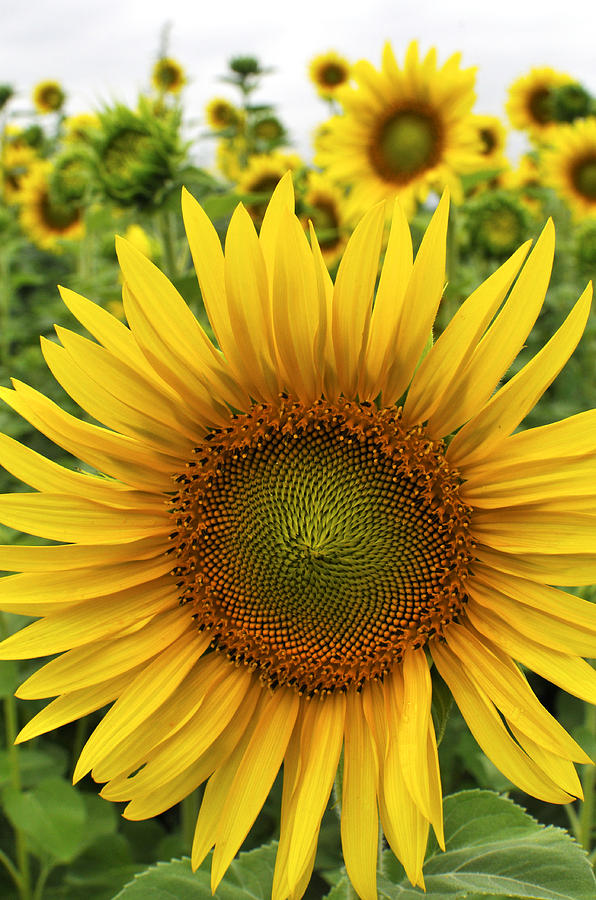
[379,790,596,899]
[114,841,277,899]
[0,747,67,788]
[1,775,87,862]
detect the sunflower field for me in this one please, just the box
[0,41,595,900]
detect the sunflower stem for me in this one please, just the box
[181,789,199,852]
[578,701,596,853]
[1,616,31,900]
[159,209,178,280]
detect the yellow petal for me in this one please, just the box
[0,381,175,491]
[445,623,589,761]
[449,283,592,467]
[0,556,172,616]
[15,666,145,744]
[462,458,596,509]
[285,692,345,892]
[73,630,209,782]
[0,492,167,544]
[475,544,596,587]
[211,687,299,891]
[468,587,596,657]
[405,241,530,427]
[223,204,279,399]
[472,508,596,555]
[0,536,164,573]
[381,190,450,404]
[464,604,596,707]
[259,171,295,291]
[508,722,583,799]
[359,197,412,400]
[16,605,188,697]
[308,221,336,399]
[341,689,378,900]
[431,641,572,802]
[427,219,555,437]
[272,209,321,402]
[332,203,385,396]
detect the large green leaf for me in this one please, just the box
[377,790,595,899]
[114,841,277,899]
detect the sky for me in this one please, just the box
[3,0,595,164]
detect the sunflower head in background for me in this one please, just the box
[92,99,186,210]
[315,41,482,219]
[0,174,595,900]
[18,161,84,251]
[463,189,533,260]
[236,151,302,224]
[151,57,187,95]
[32,79,66,114]
[309,51,351,99]
[470,113,509,169]
[205,97,243,131]
[505,66,575,142]
[299,170,349,267]
[543,117,596,219]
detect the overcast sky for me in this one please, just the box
[3,0,595,163]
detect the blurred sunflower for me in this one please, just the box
[1,141,37,204]
[18,162,83,250]
[300,171,349,266]
[236,152,301,224]
[309,51,351,98]
[63,113,101,144]
[464,190,532,259]
[315,41,480,217]
[470,114,508,169]
[506,67,574,141]
[0,176,595,900]
[205,98,243,131]
[152,57,186,94]
[543,117,596,218]
[32,79,65,114]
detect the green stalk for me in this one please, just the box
[159,210,178,280]
[181,790,199,852]
[1,615,30,900]
[579,702,596,853]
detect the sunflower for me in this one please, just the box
[152,57,187,94]
[63,113,101,144]
[300,171,349,266]
[470,114,508,169]
[464,190,532,259]
[32,79,65,114]
[543,117,596,219]
[205,98,243,131]
[316,41,481,219]
[18,162,84,250]
[1,141,38,204]
[506,67,574,142]
[309,51,351,98]
[236,152,301,224]
[1,175,595,900]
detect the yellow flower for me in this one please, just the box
[123,223,155,260]
[236,152,301,224]
[18,162,84,250]
[315,41,481,218]
[543,117,596,219]
[152,57,186,94]
[32,79,65,114]
[1,142,37,204]
[63,113,100,144]
[300,171,349,267]
[506,67,574,142]
[0,175,594,900]
[205,98,242,131]
[309,51,351,98]
[470,114,508,169]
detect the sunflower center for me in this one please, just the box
[572,157,596,201]
[321,64,346,87]
[103,130,150,175]
[169,397,474,694]
[479,127,497,155]
[370,108,442,184]
[528,87,553,125]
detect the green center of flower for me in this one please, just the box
[40,191,80,230]
[371,109,442,184]
[572,157,596,201]
[103,129,151,175]
[528,87,553,125]
[320,64,346,87]
[169,398,474,694]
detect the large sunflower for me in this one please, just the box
[315,41,481,217]
[1,175,595,900]
[506,67,575,142]
[543,117,596,219]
